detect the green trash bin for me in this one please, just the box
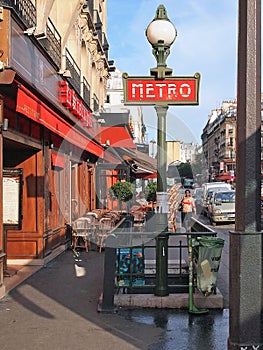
[194,236,225,297]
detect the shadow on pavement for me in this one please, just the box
[0,249,229,350]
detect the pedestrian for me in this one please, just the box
[179,189,196,231]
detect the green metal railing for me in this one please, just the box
[110,217,216,294]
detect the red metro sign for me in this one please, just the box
[122,73,200,105]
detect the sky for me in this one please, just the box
[106,0,239,144]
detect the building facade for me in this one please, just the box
[0,0,111,296]
[180,142,200,163]
[104,67,147,146]
[201,100,237,182]
[167,140,200,165]
[202,98,263,183]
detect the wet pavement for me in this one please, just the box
[119,308,229,350]
[0,249,229,350]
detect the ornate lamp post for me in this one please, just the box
[123,4,200,298]
[145,5,177,79]
[145,5,177,296]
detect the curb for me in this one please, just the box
[114,288,223,309]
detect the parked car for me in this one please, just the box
[201,182,232,216]
[202,182,232,201]
[207,190,236,226]
[183,178,194,189]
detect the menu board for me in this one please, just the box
[3,169,23,227]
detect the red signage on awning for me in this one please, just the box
[123,74,200,105]
[16,85,104,158]
[58,81,92,127]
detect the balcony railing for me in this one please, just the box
[82,77,91,109]
[94,9,103,49]
[4,0,61,68]
[45,18,61,68]
[102,32,109,59]
[65,48,81,96]
[82,0,94,21]
[93,93,99,112]
[12,0,36,28]
[2,0,109,112]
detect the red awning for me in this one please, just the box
[51,153,65,168]
[100,126,136,149]
[215,174,235,181]
[16,85,104,158]
[136,172,157,179]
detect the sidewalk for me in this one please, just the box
[0,248,229,350]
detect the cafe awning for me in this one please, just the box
[100,126,136,149]
[15,84,105,158]
[116,147,157,178]
[215,174,235,181]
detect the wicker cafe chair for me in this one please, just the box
[97,217,115,253]
[132,211,145,232]
[85,211,98,220]
[84,213,99,245]
[72,217,91,252]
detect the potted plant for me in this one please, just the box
[109,181,134,214]
[144,182,157,231]
[144,182,157,210]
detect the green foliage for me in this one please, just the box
[109,181,134,202]
[177,162,193,179]
[144,182,157,202]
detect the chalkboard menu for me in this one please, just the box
[3,169,23,227]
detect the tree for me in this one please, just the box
[177,161,193,179]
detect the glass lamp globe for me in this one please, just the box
[146,19,177,46]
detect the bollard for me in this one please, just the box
[97,234,118,313]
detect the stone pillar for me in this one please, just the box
[228,1,263,348]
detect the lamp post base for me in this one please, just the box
[155,215,169,296]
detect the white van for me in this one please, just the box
[208,190,235,225]
[202,182,232,199]
[201,182,232,215]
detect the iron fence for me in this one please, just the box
[113,229,216,294]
